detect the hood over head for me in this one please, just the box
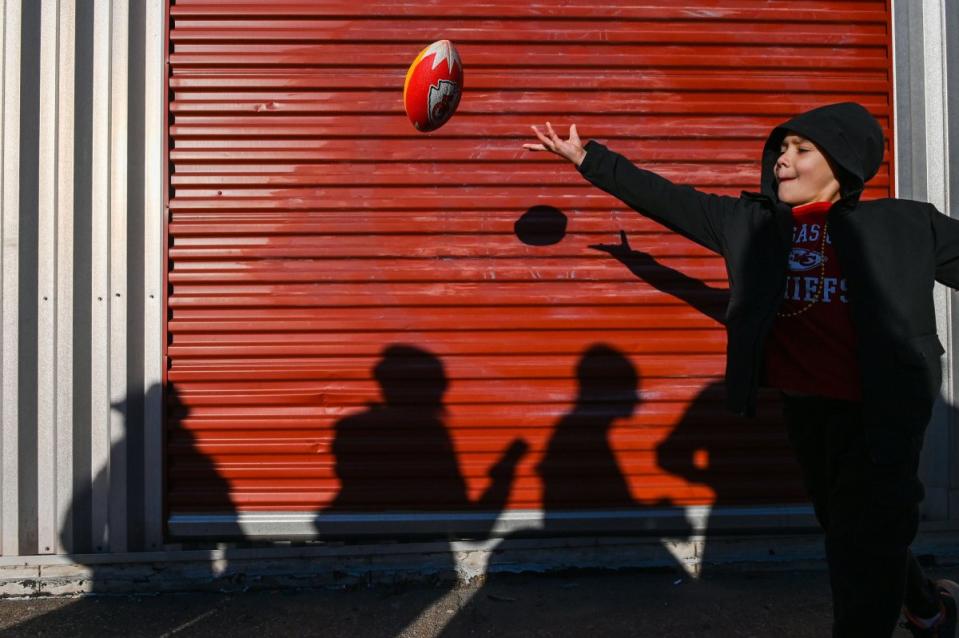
[759,102,884,204]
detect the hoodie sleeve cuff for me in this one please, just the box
[576,140,606,176]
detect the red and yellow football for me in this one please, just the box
[403,40,463,132]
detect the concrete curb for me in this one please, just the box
[3,530,958,598]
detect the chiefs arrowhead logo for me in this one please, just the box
[428,80,460,127]
[788,247,826,272]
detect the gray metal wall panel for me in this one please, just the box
[1,0,24,557]
[0,0,165,558]
[126,0,146,554]
[946,0,959,518]
[894,0,959,523]
[893,0,927,199]
[950,0,959,219]
[141,0,165,553]
[17,0,40,558]
[69,0,93,556]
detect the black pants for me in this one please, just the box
[781,395,941,638]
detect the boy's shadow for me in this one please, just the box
[592,231,806,569]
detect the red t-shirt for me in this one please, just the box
[763,201,862,400]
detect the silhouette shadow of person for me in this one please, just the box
[59,382,241,562]
[1,383,242,636]
[325,344,527,516]
[538,343,639,513]
[438,344,691,637]
[591,231,807,573]
[319,344,527,637]
[164,383,245,541]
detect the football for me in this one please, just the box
[403,40,463,132]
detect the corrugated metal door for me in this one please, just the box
[167,0,894,538]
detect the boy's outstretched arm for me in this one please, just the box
[524,123,737,256]
[931,204,959,288]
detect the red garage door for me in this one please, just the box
[166,0,894,538]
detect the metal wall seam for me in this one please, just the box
[923,0,953,522]
[891,0,901,196]
[885,0,897,195]
[55,0,75,555]
[107,0,128,554]
[924,0,955,525]
[0,0,5,560]
[36,0,59,555]
[142,0,165,551]
[1,0,21,557]
[948,0,959,219]
[89,0,110,553]
[897,0,928,200]
[923,0,948,212]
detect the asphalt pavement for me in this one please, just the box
[2,564,957,637]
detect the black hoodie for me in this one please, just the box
[577,102,959,463]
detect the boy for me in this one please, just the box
[524,102,959,637]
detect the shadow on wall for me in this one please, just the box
[438,342,693,637]
[3,383,241,635]
[316,344,528,637]
[58,382,241,564]
[514,205,568,247]
[9,225,803,637]
[324,344,527,516]
[538,344,647,512]
[163,384,245,540]
[432,217,807,636]
[591,231,807,571]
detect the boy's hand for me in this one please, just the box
[523,122,587,167]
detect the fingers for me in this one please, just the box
[545,121,562,145]
[526,122,579,158]
[530,125,553,149]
